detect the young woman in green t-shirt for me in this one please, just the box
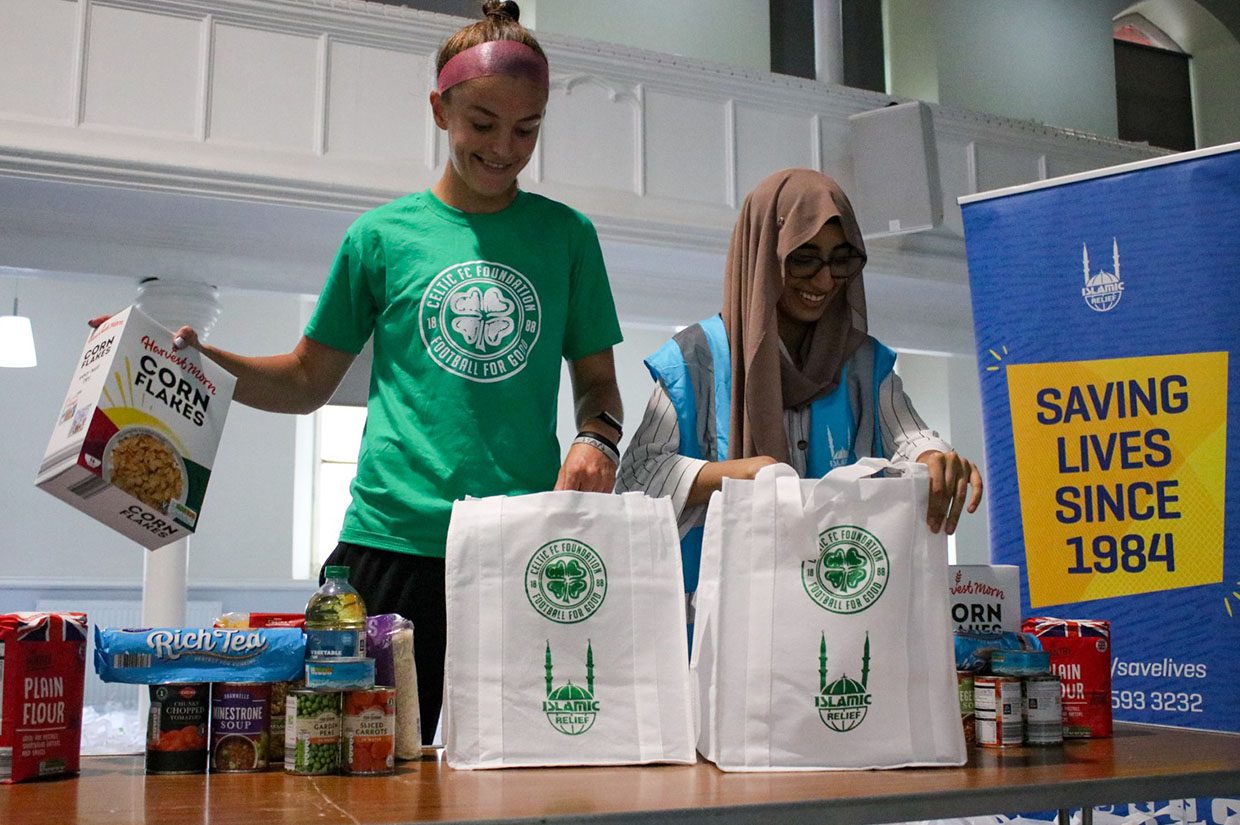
[91,1,625,745]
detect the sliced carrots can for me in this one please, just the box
[342,688,396,775]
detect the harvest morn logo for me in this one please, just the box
[1080,239,1125,313]
[814,632,873,732]
[525,538,607,624]
[418,260,542,383]
[542,640,599,735]
[802,525,889,614]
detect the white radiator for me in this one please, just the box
[35,599,223,710]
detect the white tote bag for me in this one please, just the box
[444,490,696,769]
[693,459,966,771]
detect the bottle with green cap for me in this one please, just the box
[304,565,367,660]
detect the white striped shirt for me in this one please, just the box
[615,370,951,536]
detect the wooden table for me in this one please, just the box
[4,723,1238,824]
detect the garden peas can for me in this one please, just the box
[285,689,341,775]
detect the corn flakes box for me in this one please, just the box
[34,305,236,549]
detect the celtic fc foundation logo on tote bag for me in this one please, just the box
[525,539,608,623]
[802,525,889,613]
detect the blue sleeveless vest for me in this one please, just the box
[644,315,897,598]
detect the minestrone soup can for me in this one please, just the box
[210,682,270,772]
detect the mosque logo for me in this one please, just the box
[542,640,599,735]
[525,538,608,624]
[802,525,889,614]
[826,426,852,469]
[1080,239,1125,313]
[418,259,542,383]
[814,631,873,732]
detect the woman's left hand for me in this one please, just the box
[555,441,617,493]
[917,450,984,534]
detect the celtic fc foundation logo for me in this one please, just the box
[542,640,599,735]
[525,539,607,623]
[418,260,542,383]
[802,525,889,613]
[814,632,872,732]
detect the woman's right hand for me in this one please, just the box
[687,455,779,505]
[171,326,201,352]
[734,455,779,479]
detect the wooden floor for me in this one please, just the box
[3,724,1239,825]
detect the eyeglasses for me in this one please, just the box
[785,246,866,281]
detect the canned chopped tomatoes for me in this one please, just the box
[147,683,209,774]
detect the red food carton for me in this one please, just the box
[0,612,89,783]
[1023,617,1112,738]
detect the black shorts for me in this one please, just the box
[320,542,445,746]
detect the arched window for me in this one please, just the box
[1114,13,1195,150]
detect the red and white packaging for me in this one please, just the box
[0,612,89,783]
[214,612,305,629]
[1022,617,1112,738]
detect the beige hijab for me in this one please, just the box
[722,168,869,463]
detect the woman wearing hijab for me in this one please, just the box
[616,168,982,621]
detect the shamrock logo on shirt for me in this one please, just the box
[544,559,588,603]
[449,286,516,353]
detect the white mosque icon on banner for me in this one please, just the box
[1080,239,1125,313]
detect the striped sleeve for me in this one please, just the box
[877,369,953,462]
[615,382,708,535]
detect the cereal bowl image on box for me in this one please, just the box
[35,305,235,549]
[103,426,190,516]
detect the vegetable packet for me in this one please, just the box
[94,626,304,684]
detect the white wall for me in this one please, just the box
[886,0,1125,138]
[0,272,307,588]
[529,0,771,73]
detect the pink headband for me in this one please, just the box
[437,40,549,93]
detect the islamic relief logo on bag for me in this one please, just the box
[418,260,542,382]
[525,539,607,623]
[542,640,599,735]
[802,525,889,614]
[814,631,872,732]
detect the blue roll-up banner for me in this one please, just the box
[961,143,1239,823]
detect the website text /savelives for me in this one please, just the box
[1111,657,1207,679]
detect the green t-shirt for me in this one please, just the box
[305,189,623,557]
